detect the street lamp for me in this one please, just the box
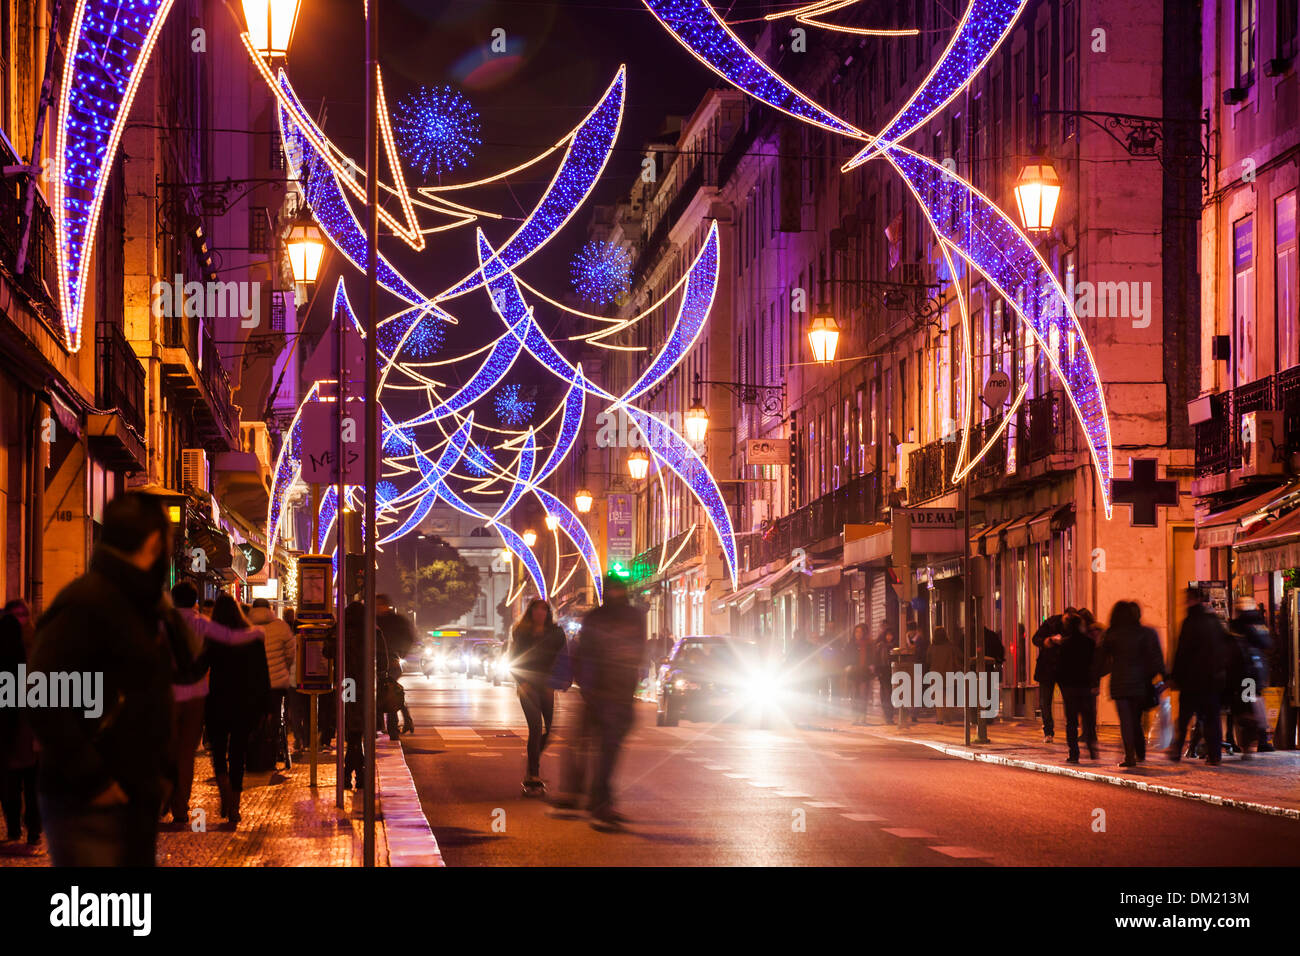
[685,394,709,443]
[241,0,302,59]
[1013,162,1062,234]
[522,529,538,547]
[807,308,841,364]
[544,514,559,531]
[574,488,594,513]
[286,214,324,284]
[627,449,650,481]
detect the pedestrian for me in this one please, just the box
[248,598,296,767]
[205,594,269,824]
[508,599,566,795]
[377,594,416,735]
[1,600,42,854]
[926,626,963,724]
[1098,600,1165,768]
[27,493,175,866]
[1031,607,1075,743]
[849,623,871,723]
[339,602,394,790]
[1226,597,1272,759]
[1167,586,1231,765]
[554,574,646,825]
[167,582,262,826]
[874,627,898,724]
[1056,611,1101,763]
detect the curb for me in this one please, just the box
[374,738,445,866]
[863,727,1300,821]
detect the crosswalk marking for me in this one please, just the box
[882,828,938,839]
[434,727,485,742]
[930,846,992,859]
[841,813,886,822]
[803,800,846,809]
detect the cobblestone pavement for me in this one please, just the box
[0,745,391,867]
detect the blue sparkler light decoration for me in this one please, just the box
[376,481,399,506]
[393,85,482,178]
[401,311,448,358]
[465,443,497,477]
[570,240,632,304]
[494,384,536,426]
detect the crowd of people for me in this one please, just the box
[0,492,422,865]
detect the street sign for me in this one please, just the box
[982,369,1011,408]
[299,399,368,483]
[607,493,635,565]
[297,554,335,622]
[746,437,791,466]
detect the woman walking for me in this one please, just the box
[1099,601,1165,768]
[206,594,269,824]
[508,599,566,795]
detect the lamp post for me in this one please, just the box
[627,449,650,481]
[685,395,709,443]
[240,0,302,59]
[807,308,841,364]
[286,214,324,284]
[1012,162,1062,235]
[574,488,594,514]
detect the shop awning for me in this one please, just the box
[715,556,803,612]
[1003,510,1041,550]
[844,522,893,566]
[1233,507,1300,576]
[809,563,842,589]
[971,517,1016,556]
[1194,481,1300,550]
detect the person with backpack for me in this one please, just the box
[508,599,566,795]
[167,582,263,826]
[205,594,269,824]
[1226,597,1272,759]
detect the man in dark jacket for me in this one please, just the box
[1055,612,1101,762]
[28,493,175,866]
[376,594,415,735]
[556,575,646,824]
[1168,587,1230,765]
[1031,608,1075,743]
[1226,597,1272,757]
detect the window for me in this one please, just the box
[1234,215,1257,385]
[249,206,270,254]
[1276,192,1298,370]
[1236,0,1258,88]
[1063,0,1078,139]
[1280,0,1299,61]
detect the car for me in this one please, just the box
[655,636,778,727]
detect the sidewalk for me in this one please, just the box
[0,738,442,867]
[819,705,1300,820]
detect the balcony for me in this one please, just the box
[748,473,878,570]
[0,137,60,329]
[629,525,702,586]
[908,393,1078,504]
[160,314,239,448]
[1194,368,1300,487]
[88,323,148,471]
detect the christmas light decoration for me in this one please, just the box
[494,385,536,426]
[54,0,176,351]
[393,85,482,178]
[642,0,1115,517]
[570,240,633,304]
[761,0,920,36]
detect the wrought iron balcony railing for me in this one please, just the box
[748,472,879,570]
[96,323,146,437]
[1194,367,1300,477]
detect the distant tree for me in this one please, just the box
[398,536,482,629]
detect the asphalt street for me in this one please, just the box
[397,671,1300,866]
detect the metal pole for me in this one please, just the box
[335,240,348,811]
[362,0,380,867]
